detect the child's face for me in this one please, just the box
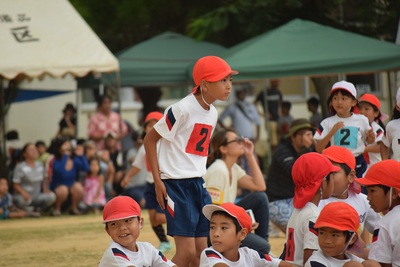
[330,163,354,198]
[321,173,335,199]
[60,141,72,156]
[204,75,233,102]
[36,144,46,155]
[359,102,378,123]
[331,91,357,117]
[209,214,246,256]
[105,137,117,149]
[24,144,39,160]
[366,185,390,212]
[89,160,100,175]
[144,120,157,134]
[105,217,143,251]
[318,227,350,260]
[0,179,8,195]
[85,144,97,158]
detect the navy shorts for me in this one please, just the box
[144,182,164,213]
[163,177,211,237]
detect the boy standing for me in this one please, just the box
[200,202,292,267]
[355,160,400,267]
[144,56,238,267]
[284,152,339,266]
[99,196,176,267]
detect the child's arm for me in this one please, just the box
[380,142,390,160]
[120,166,140,188]
[315,121,344,153]
[95,174,105,201]
[303,249,315,266]
[143,128,166,210]
[364,143,381,154]
[12,183,30,202]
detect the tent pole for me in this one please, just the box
[0,77,7,177]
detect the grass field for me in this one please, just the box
[0,211,285,267]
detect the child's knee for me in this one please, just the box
[361,260,381,267]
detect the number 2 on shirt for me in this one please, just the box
[185,123,213,156]
[333,126,358,149]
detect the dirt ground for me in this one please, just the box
[0,211,286,267]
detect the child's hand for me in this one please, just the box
[366,128,375,144]
[251,222,259,231]
[332,121,345,133]
[155,181,167,210]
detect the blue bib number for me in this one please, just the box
[333,126,358,149]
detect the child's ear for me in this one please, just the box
[348,169,356,183]
[351,99,357,107]
[139,217,144,230]
[199,80,209,92]
[238,229,248,242]
[391,188,399,200]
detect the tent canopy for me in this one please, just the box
[225,19,400,80]
[0,0,119,80]
[113,32,227,87]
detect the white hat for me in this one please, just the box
[396,88,400,107]
[331,80,357,98]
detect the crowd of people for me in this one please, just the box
[1,55,400,267]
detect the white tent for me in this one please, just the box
[0,0,119,80]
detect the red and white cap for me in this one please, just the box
[202,202,252,233]
[331,80,357,98]
[103,196,141,223]
[192,56,238,93]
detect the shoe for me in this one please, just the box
[157,241,173,253]
[51,209,61,216]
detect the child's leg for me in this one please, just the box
[149,209,168,243]
[192,237,208,267]
[53,185,69,214]
[172,236,196,267]
[70,182,84,213]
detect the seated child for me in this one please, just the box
[305,201,380,267]
[200,202,293,267]
[99,196,176,267]
[319,146,381,250]
[0,177,40,219]
[284,152,339,266]
[355,160,400,267]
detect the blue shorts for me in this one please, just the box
[163,177,211,237]
[144,182,164,213]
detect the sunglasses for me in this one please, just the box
[222,136,244,146]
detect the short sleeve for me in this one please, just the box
[199,248,226,267]
[369,227,393,264]
[132,146,146,170]
[12,163,24,184]
[153,105,183,142]
[98,247,134,267]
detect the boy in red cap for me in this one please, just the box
[144,56,238,266]
[314,80,375,178]
[319,146,381,250]
[121,111,173,253]
[99,196,176,267]
[200,202,293,267]
[355,160,400,267]
[305,202,380,267]
[284,152,339,266]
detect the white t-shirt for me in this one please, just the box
[203,159,246,203]
[369,205,400,267]
[200,246,281,267]
[98,241,175,267]
[364,121,384,168]
[305,250,364,267]
[319,190,381,234]
[154,94,218,179]
[285,202,320,266]
[314,114,371,156]
[132,144,161,184]
[382,118,400,161]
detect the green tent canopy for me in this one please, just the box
[225,19,400,80]
[107,32,227,87]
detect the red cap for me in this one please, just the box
[359,93,389,122]
[144,111,163,125]
[103,196,141,223]
[322,146,361,193]
[315,202,359,233]
[322,146,355,170]
[203,202,252,233]
[331,80,357,98]
[192,56,238,92]
[292,152,340,209]
[356,160,400,189]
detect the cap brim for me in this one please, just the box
[331,165,341,172]
[355,177,379,187]
[103,215,139,223]
[203,204,229,221]
[331,88,357,98]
